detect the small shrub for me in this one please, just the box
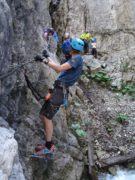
[91,71,112,86]
[111,82,135,100]
[75,129,87,138]
[116,113,128,124]
[128,84,135,100]
[120,82,133,95]
[71,123,81,129]
[71,123,87,138]
[106,127,113,133]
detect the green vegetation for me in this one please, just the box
[116,113,129,124]
[91,71,112,87]
[81,70,112,87]
[111,82,135,95]
[83,71,91,78]
[106,127,113,133]
[120,82,134,94]
[81,69,135,100]
[75,129,87,138]
[119,82,135,100]
[71,123,87,138]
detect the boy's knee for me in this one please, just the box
[39,114,45,121]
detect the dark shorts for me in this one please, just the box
[40,101,60,119]
[40,84,64,119]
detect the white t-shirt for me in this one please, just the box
[91,42,96,48]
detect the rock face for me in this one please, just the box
[0,0,135,179]
[0,126,25,180]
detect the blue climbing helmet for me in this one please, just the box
[91,37,96,43]
[71,38,84,52]
[61,39,72,54]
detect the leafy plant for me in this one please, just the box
[75,129,87,138]
[121,62,129,72]
[106,127,113,133]
[128,84,135,100]
[71,123,87,138]
[71,123,81,129]
[82,69,135,100]
[120,82,133,94]
[111,82,135,100]
[116,113,129,124]
[91,71,112,86]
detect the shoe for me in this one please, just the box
[35,144,45,152]
[35,143,55,153]
[49,144,55,153]
[34,147,51,157]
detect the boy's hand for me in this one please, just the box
[34,55,44,62]
[42,49,50,58]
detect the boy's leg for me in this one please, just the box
[40,114,54,150]
[36,86,63,152]
[43,116,53,142]
[38,101,59,150]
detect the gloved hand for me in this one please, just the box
[34,55,44,62]
[43,59,49,64]
[42,49,50,58]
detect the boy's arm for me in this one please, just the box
[44,57,72,73]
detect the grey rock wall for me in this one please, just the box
[0,0,57,179]
[0,0,135,179]
[0,126,24,180]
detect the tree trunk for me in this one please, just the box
[98,151,135,168]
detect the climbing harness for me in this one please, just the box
[52,80,69,108]
[63,85,69,108]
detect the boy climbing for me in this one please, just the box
[34,38,84,156]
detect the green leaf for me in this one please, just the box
[74,102,81,107]
[71,123,81,130]
[75,129,87,138]
[116,113,129,123]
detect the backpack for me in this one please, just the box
[91,37,96,43]
[80,32,91,41]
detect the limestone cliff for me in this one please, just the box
[0,0,135,180]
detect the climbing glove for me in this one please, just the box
[34,55,44,62]
[42,49,50,58]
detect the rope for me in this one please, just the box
[0,60,34,80]
[24,72,44,101]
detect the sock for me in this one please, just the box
[45,141,52,150]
